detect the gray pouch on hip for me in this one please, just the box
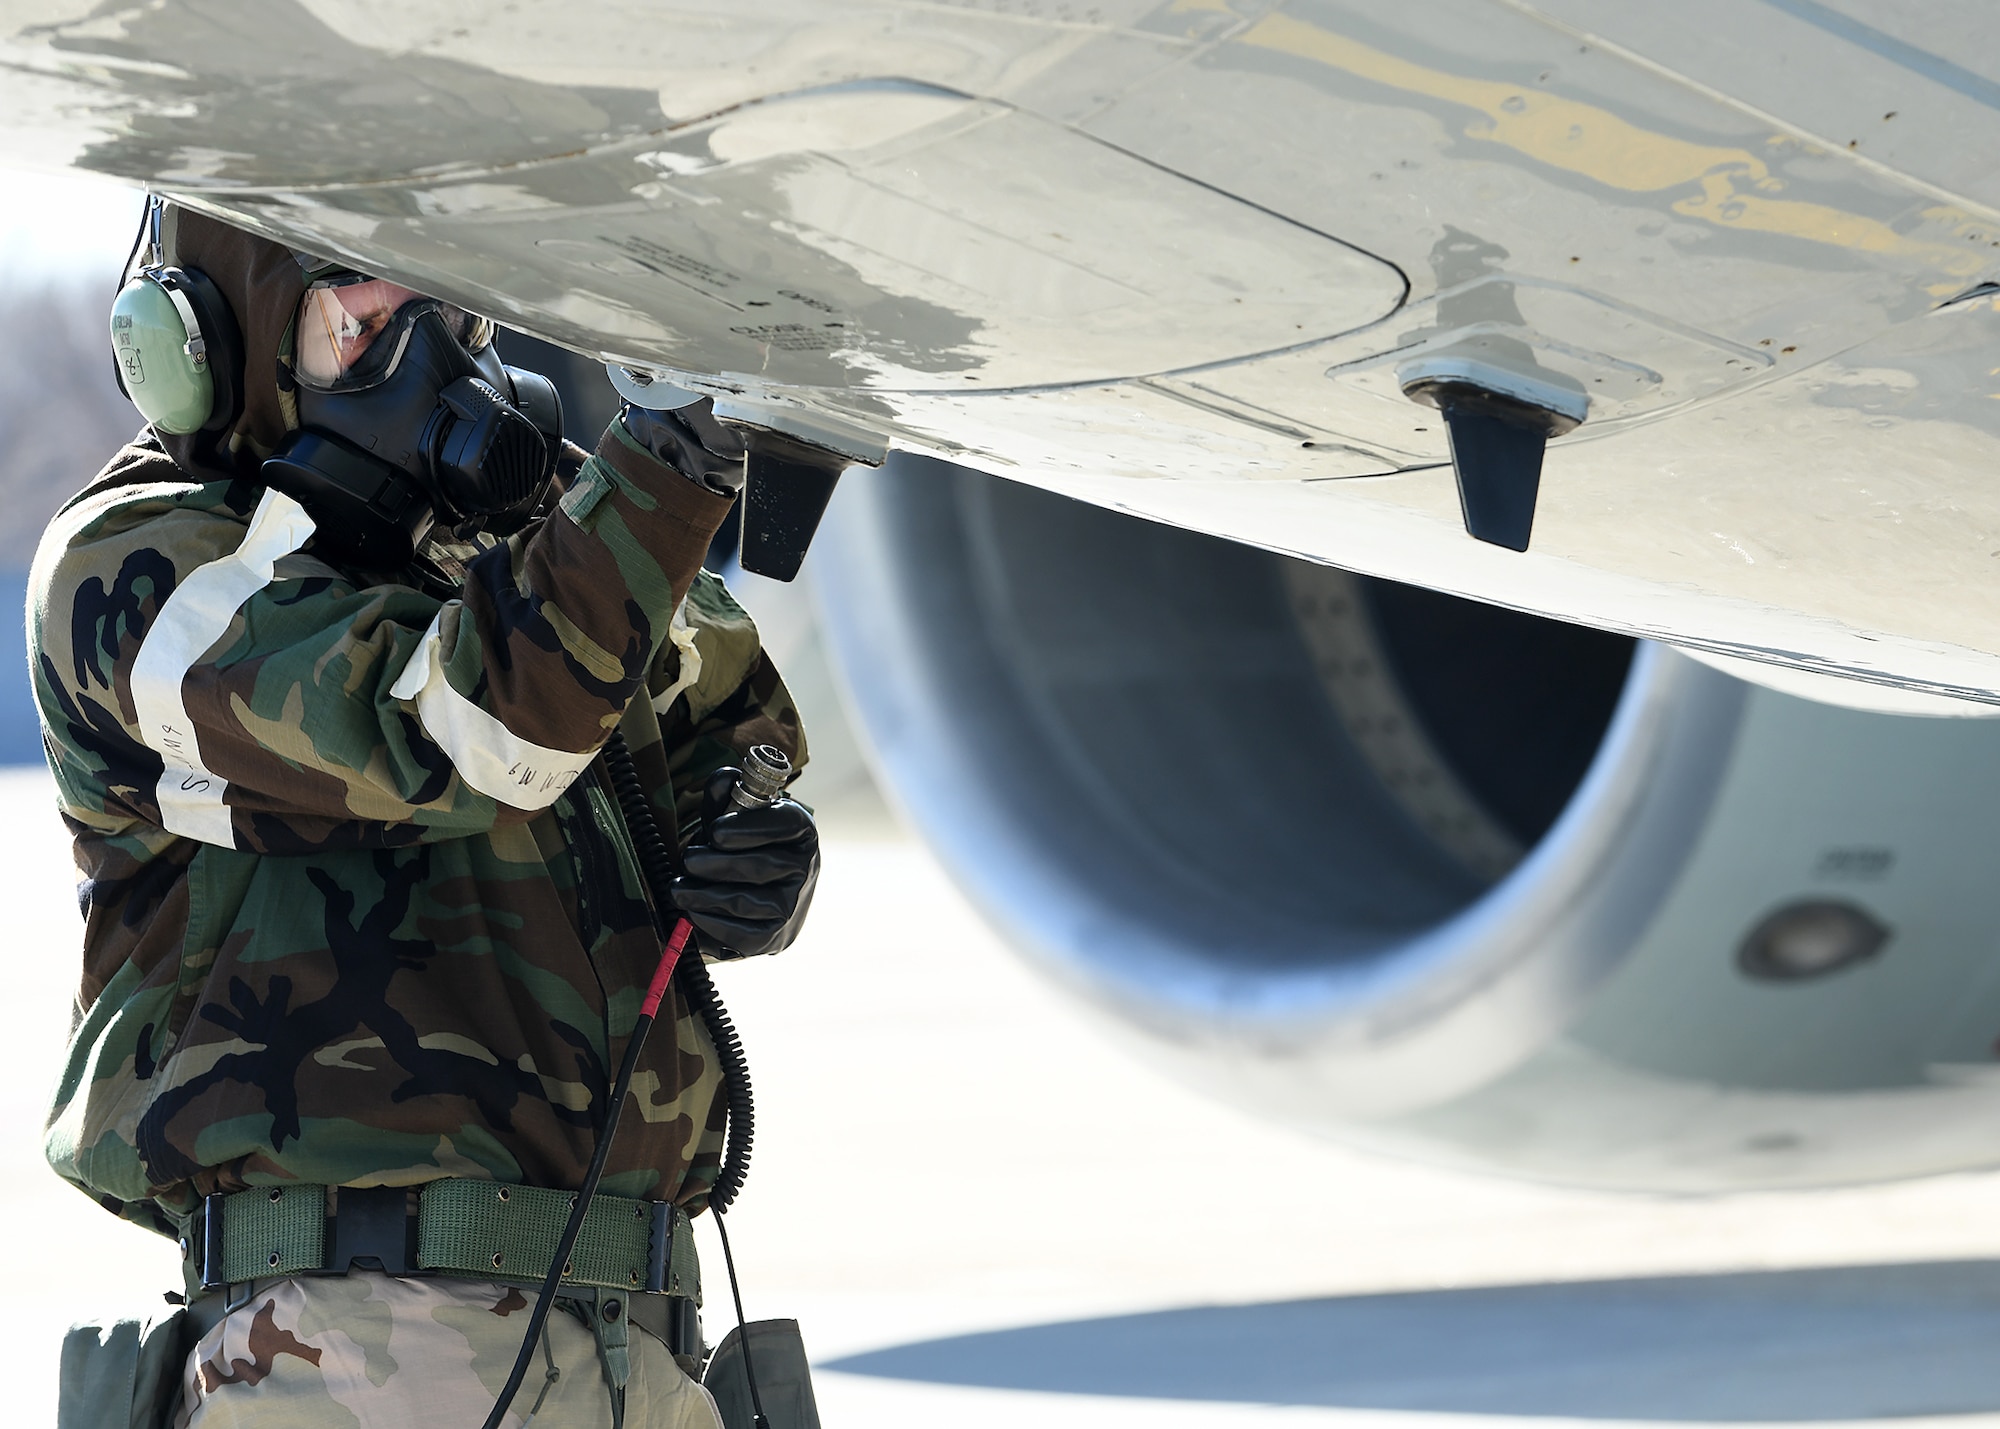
[59,1311,188,1429]
[703,1319,821,1429]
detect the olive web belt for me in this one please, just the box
[184,1180,701,1302]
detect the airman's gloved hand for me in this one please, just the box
[619,397,746,497]
[671,767,819,959]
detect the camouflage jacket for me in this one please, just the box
[32,425,804,1238]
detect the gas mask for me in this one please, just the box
[261,274,563,569]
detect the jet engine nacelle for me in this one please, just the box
[813,455,2000,1192]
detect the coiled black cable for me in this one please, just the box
[677,954,756,1209]
[600,731,677,906]
[601,731,756,1209]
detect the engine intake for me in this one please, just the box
[813,455,2000,1191]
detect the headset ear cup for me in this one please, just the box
[107,265,244,436]
[172,267,243,433]
[110,274,212,435]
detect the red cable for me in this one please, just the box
[642,918,695,1019]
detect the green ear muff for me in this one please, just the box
[110,275,212,434]
[109,265,242,436]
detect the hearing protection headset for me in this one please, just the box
[107,197,242,435]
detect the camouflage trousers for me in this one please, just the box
[174,1274,723,1428]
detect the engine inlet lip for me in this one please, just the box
[1736,898,1891,982]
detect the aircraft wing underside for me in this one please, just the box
[5,0,2000,701]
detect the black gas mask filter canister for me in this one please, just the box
[262,301,564,568]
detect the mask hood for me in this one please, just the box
[136,203,305,482]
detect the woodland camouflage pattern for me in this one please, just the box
[33,423,805,1240]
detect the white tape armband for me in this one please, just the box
[389,610,596,809]
[129,488,317,847]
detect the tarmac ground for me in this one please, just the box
[3,767,2000,1425]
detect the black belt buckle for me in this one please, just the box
[647,1200,672,1294]
[644,1201,700,1356]
[327,1186,422,1276]
[197,1192,227,1294]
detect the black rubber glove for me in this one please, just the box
[619,397,747,497]
[671,767,819,959]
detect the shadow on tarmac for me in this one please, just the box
[825,1260,2000,1419]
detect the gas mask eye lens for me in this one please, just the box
[296,277,422,388]
[294,277,490,392]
